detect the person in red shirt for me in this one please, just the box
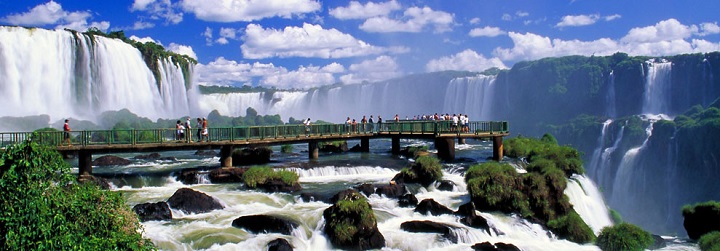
[63,119,71,145]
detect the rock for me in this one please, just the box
[347,144,363,152]
[398,194,419,207]
[267,238,293,251]
[415,199,454,216]
[683,202,720,239]
[471,242,521,251]
[194,150,218,157]
[471,242,496,251]
[299,192,328,203]
[494,242,521,251]
[375,183,406,198]
[92,155,131,166]
[319,141,348,153]
[134,153,161,160]
[355,183,375,197]
[133,202,172,222]
[166,188,224,214]
[437,180,455,191]
[323,189,385,250]
[232,147,273,165]
[175,168,203,185]
[158,157,178,161]
[259,179,302,193]
[232,215,299,235]
[208,167,245,183]
[78,175,111,189]
[400,220,458,243]
[649,234,667,250]
[456,202,491,234]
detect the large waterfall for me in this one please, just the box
[0,26,195,124]
[642,60,673,115]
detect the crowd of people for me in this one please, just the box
[342,113,471,134]
[175,117,209,142]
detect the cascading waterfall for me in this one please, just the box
[605,71,617,118]
[0,26,194,124]
[442,75,496,120]
[642,60,673,115]
[610,120,655,208]
[587,120,612,177]
[566,174,613,235]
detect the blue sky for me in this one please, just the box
[1,0,719,89]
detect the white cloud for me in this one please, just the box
[359,6,454,33]
[469,26,506,37]
[129,35,158,44]
[2,1,110,31]
[492,19,720,62]
[501,11,528,21]
[202,27,213,45]
[168,43,197,59]
[340,56,401,84]
[556,14,600,27]
[698,22,720,36]
[426,49,507,72]
[132,21,155,30]
[195,57,342,89]
[240,23,408,59]
[516,11,529,17]
[605,14,621,21]
[501,13,512,21]
[329,0,401,20]
[180,0,321,22]
[469,17,481,25]
[130,0,183,24]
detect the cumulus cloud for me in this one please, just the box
[556,14,600,27]
[195,57,342,89]
[359,6,454,33]
[340,56,402,84]
[492,19,720,62]
[202,27,213,45]
[330,0,401,20]
[426,49,507,72]
[469,26,506,37]
[605,14,621,21]
[240,23,408,59]
[215,27,238,44]
[2,1,110,31]
[130,0,183,24]
[469,17,481,25]
[168,43,197,59]
[129,35,158,44]
[180,0,321,22]
[501,11,528,21]
[131,21,155,30]
[698,22,720,36]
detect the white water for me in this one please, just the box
[642,60,673,115]
[610,121,655,206]
[606,71,617,118]
[588,120,612,178]
[566,175,613,235]
[442,75,496,120]
[0,27,195,125]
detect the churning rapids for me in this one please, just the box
[82,139,696,251]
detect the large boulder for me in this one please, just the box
[267,238,293,251]
[194,149,218,157]
[400,220,458,243]
[92,155,131,166]
[375,183,406,198]
[260,179,302,192]
[166,188,224,214]
[437,180,456,191]
[391,156,443,187]
[232,215,299,235]
[208,167,245,183]
[355,183,375,197]
[415,199,454,216]
[134,153,161,160]
[320,141,348,153]
[398,194,419,208]
[456,202,491,234]
[232,147,273,166]
[133,202,172,222]
[471,242,521,251]
[78,175,111,190]
[323,189,385,250]
[683,201,720,239]
[175,168,204,185]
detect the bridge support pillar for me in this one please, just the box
[78,150,92,177]
[391,136,400,155]
[492,136,504,161]
[309,140,319,159]
[220,145,234,167]
[458,137,466,144]
[360,137,370,152]
[435,138,455,161]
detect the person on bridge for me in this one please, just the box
[201,118,209,142]
[361,116,367,133]
[377,116,383,131]
[176,120,185,141]
[368,115,374,133]
[63,119,71,146]
[303,118,311,136]
[185,117,192,142]
[345,117,352,134]
[196,118,203,142]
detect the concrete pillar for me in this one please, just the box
[308,140,319,159]
[492,136,504,161]
[78,150,92,176]
[360,137,370,152]
[458,137,466,144]
[435,138,455,161]
[391,136,400,155]
[220,145,234,167]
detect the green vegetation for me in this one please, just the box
[198,85,278,94]
[242,166,299,188]
[281,145,294,153]
[0,137,154,250]
[323,190,379,247]
[699,231,720,251]
[396,156,443,187]
[596,223,653,251]
[610,209,623,224]
[465,134,595,243]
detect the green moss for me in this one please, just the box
[506,135,585,177]
[682,201,720,216]
[547,210,596,243]
[596,223,653,251]
[610,209,623,224]
[699,231,720,251]
[280,144,293,153]
[324,190,379,247]
[242,166,298,188]
[414,156,443,180]
[465,162,530,216]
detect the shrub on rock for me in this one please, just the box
[243,166,300,192]
[323,189,385,250]
[699,231,720,251]
[393,156,443,187]
[682,201,720,240]
[547,210,595,243]
[596,223,653,251]
[166,188,224,214]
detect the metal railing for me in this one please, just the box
[0,121,508,148]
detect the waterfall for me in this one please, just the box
[605,71,617,118]
[588,119,612,177]
[642,60,672,115]
[566,174,613,235]
[442,75,497,120]
[0,26,194,124]
[610,121,654,208]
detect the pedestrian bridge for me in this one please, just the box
[0,121,509,178]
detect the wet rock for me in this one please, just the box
[355,183,375,197]
[400,220,458,243]
[323,189,385,250]
[232,215,299,235]
[347,144,363,152]
[649,234,667,250]
[437,180,455,191]
[259,179,302,193]
[166,188,224,214]
[299,192,330,203]
[494,242,521,251]
[208,167,245,183]
[471,242,496,251]
[232,147,273,165]
[683,202,720,239]
[320,141,348,153]
[194,149,218,157]
[456,202,491,234]
[175,168,203,185]
[398,194,418,208]
[267,238,293,251]
[471,242,521,251]
[134,152,161,160]
[375,183,406,198]
[415,199,454,216]
[133,202,172,222]
[78,175,111,190]
[92,155,131,166]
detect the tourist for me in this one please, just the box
[63,119,71,146]
[369,115,375,133]
[176,120,185,141]
[304,118,311,136]
[361,116,367,133]
[394,114,399,122]
[201,118,209,142]
[377,116,383,132]
[463,114,470,132]
[196,118,202,142]
[452,114,458,132]
[346,117,352,134]
[185,117,192,142]
[459,114,466,133]
[352,119,357,133]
